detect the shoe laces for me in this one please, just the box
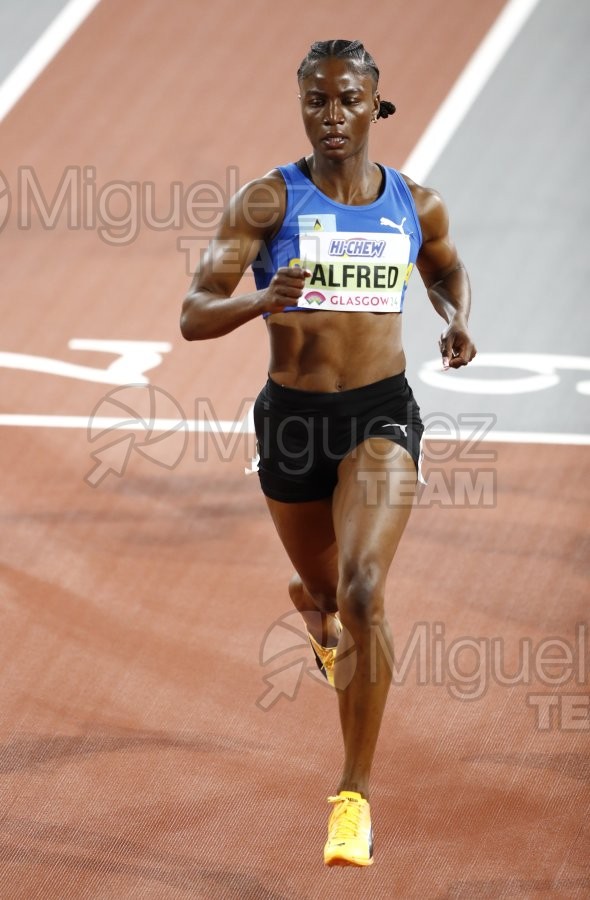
[308,621,340,665]
[327,795,364,840]
[322,646,337,668]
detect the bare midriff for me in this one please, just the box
[266,309,405,392]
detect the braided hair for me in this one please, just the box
[297,39,396,120]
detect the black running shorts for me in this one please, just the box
[253,371,424,503]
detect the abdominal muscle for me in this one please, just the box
[266,310,406,392]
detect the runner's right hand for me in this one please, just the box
[262,266,311,313]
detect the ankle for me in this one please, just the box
[337,782,370,801]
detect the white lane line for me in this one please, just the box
[428,431,590,447]
[0,416,247,433]
[0,414,588,446]
[0,0,102,124]
[402,0,543,182]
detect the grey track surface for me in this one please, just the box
[403,0,590,438]
[0,0,71,82]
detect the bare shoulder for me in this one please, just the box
[401,173,449,241]
[230,168,286,235]
[239,167,286,202]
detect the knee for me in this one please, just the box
[288,573,304,603]
[338,560,386,630]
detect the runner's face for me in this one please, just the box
[298,58,379,159]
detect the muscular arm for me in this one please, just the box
[180,172,308,340]
[404,176,476,369]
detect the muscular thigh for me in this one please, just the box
[333,437,417,584]
[264,496,339,601]
[263,437,416,609]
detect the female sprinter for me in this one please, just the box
[180,39,477,867]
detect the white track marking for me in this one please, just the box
[0,339,172,385]
[402,0,543,182]
[0,414,588,446]
[419,353,590,395]
[0,416,248,433]
[0,0,102,123]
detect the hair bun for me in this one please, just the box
[377,100,396,119]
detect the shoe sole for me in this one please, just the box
[324,854,374,867]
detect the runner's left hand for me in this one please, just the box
[439,321,477,369]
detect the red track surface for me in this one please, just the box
[1,1,588,897]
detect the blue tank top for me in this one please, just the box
[252,161,422,316]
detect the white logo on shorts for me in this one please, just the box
[381,422,408,436]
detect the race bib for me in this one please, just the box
[298,231,411,312]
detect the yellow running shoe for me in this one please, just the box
[324,790,374,867]
[307,615,341,687]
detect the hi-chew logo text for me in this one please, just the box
[328,237,386,258]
